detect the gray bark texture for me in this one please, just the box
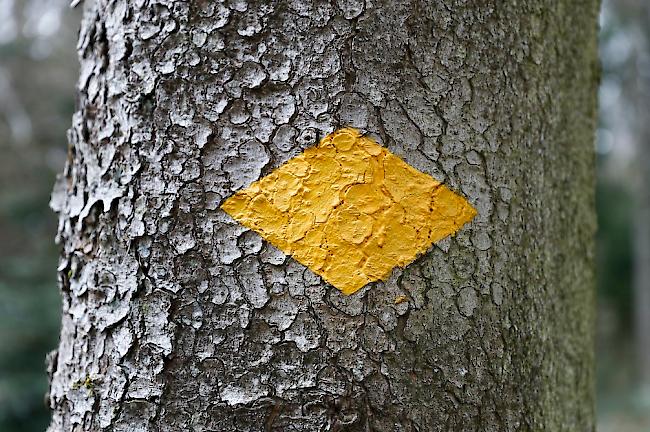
[47,0,600,431]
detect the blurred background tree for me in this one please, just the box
[597,0,650,430]
[0,0,648,430]
[0,1,78,431]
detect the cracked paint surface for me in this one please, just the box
[222,128,476,294]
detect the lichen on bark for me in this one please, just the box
[47,0,599,431]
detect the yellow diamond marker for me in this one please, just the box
[221,128,477,295]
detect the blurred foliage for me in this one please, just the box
[0,1,79,431]
[596,168,633,328]
[595,164,636,420]
[596,0,650,430]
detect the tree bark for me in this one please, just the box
[47,0,600,431]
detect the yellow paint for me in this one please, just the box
[394,295,408,305]
[221,128,477,295]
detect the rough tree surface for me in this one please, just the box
[47,0,600,431]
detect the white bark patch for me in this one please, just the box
[113,324,133,358]
[143,294,174,355]
[236,257,269,309]
[224,139,269,190]
[97,365,127,428]
[220,376,269,405]
[284,312,321,352]
[260,294,299,331]
[67,386,95,425]
[215,222,247,264]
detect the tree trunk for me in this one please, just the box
[47,1,599,431]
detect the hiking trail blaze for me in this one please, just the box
[221,128,477,295]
